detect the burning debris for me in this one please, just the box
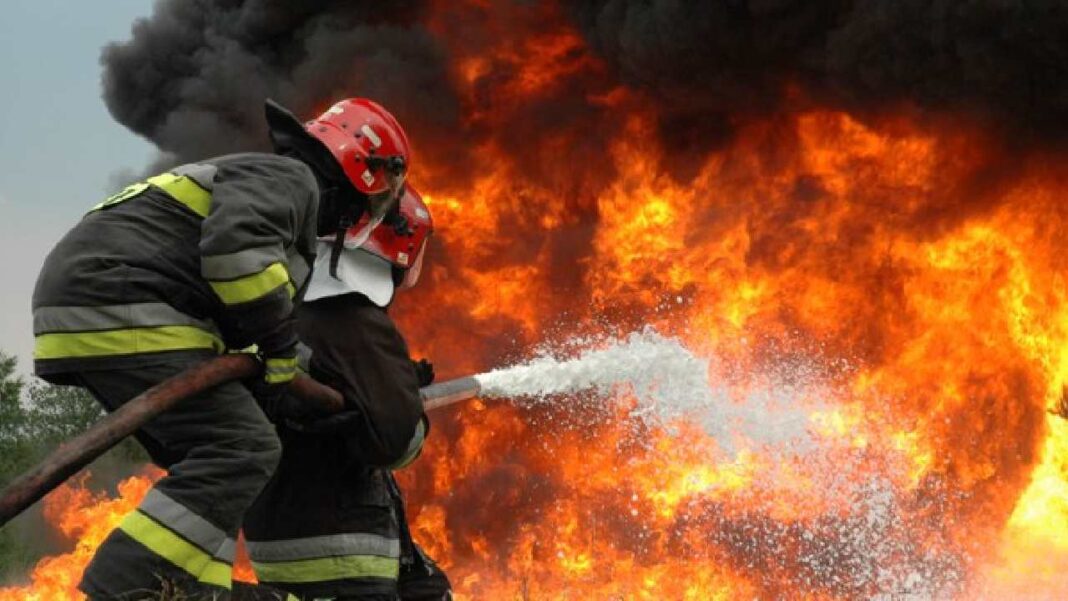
[6,0,1068,599]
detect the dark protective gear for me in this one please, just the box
[412,359,435,388]
[266,99,349,193]
[32,153,318,384]
[31,151,319,600]
[244,292,446,599]
[397,542,453,601]
[244,437,403,598]
[290,294,424,466]
[246,357,297,416]
[283,409,428,466]
[73,357,282,600]
[390,475,453,601]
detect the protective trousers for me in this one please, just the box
[75,356,282,600]
[391,475,452,601]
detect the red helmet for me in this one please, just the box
[304,98,411,196]
[348,185,433,290]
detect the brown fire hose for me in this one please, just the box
[0,354,342,528]
[0,357,484,528]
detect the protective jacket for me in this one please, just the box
[30,151,319,600]
[243,293,434,599]
[32,152,318,380]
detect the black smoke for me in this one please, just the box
[101,0,459,165]
[102,0,1068,176]
[570,0,1068,150]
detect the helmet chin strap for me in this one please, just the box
[330,201,359,280]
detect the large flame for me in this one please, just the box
[0,470,160,601]
[7,4,1068,599]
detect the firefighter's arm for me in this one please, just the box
[199,155,318,384]
[298,299,426,467]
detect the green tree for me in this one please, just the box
[0,351,29,489]
[0,351,147,584]
[23,380,104,441]
[0,351,34,582]
[0,352,22,412]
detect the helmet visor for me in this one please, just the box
[399,237,429,290]
[341,213,384,250]
[343,176,406,249]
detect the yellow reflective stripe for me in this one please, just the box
[90,182,150,211]
[253,555,399,584]
[200,561,234,588]
[265,356,298,368]
[147,173,213,218]
[119,511,232,589]
[264,356,298,384]
[209,262,290,306]
[34,325,224,360]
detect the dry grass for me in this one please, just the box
[119,574,286,600]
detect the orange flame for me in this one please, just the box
[0,470,160,600]
[9,4,1068,599]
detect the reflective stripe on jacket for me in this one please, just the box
[245,462,403,598]
[248,532,401,584]
[32,153,318,377]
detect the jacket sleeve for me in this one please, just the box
[297,296,427,468]
[199,155,319,352]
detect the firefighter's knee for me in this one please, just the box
[241,425,283,482]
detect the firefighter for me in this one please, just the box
[242,185,452,601]
[31,97,411,600]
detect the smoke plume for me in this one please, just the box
[101,0,459,165]
[569,0,1068,146]
[102,0,1068,184]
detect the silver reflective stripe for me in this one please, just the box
[295,342,313,373]
[246,533,400,562]
[139,489,236,562]
[202,245,285,280]
[33,303,218,335]
[172,163,218,191]
[390,419,426,469]
[265,365,296,377]
[216,538,237,563]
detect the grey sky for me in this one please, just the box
[0,1,155,373]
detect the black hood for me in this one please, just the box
[264,99,349,187]
[265,99,365,238]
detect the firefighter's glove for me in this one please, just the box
[255,312,300,384]
[247,344,299,415]
[246,333,301,414]
[262,352,299,386]
[258,352,298,407]
[413,358,435,387]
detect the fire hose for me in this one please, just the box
[0,355,483,528]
